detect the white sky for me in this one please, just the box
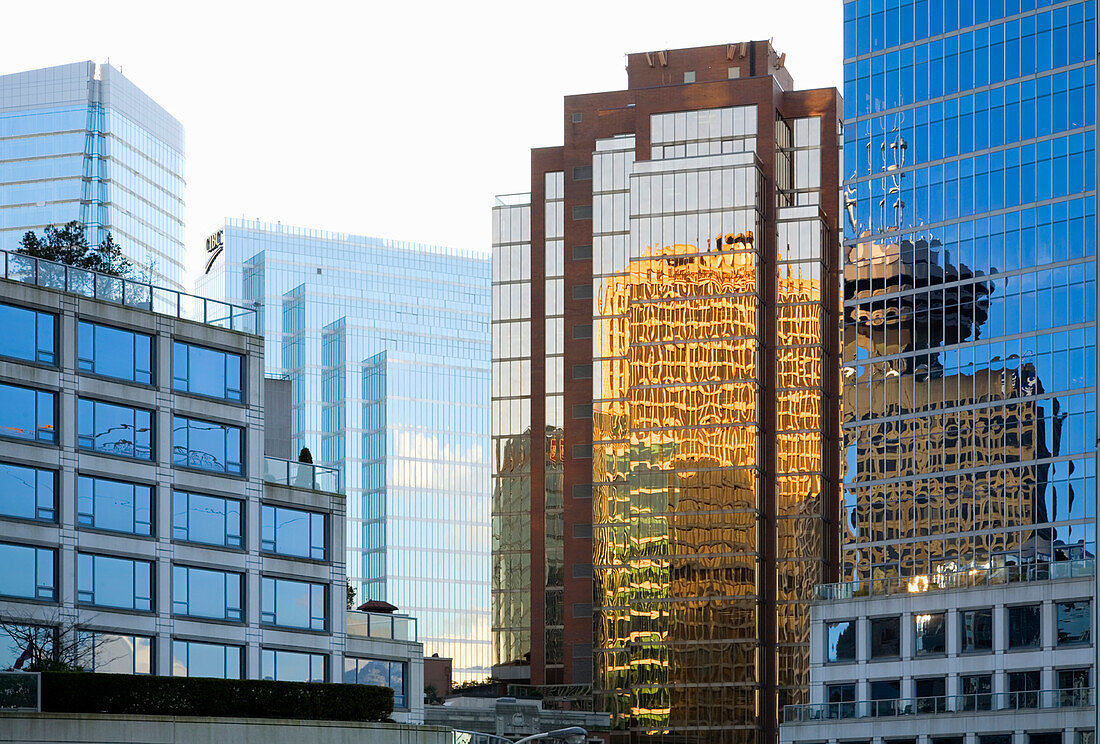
[1,0,842,284]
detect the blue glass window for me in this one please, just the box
[0,383,56,443]
[171,491,242,548]
[344,657,406,708]
[77,321,152,384]
[79,632,152,674]
[173,341,242,401]
[172,565,243,621]
[0,302,55,365]
[261,648,325,682]
[0,542,55,601]
[0,625,54,670]
[0,463,55,522]
[172,416,243,474]
[262,504,325,560]
[261,577,326,630]
[77,399,152,460]
[77,476,152,535]
[171,640,242,679]
[77,553,152,611]
[1057,600,1092,645]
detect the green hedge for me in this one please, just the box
[41,672,393,722]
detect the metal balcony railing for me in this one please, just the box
[815,559,1095,601]
[0,672,40,712]
[263,457,340,494]
[0,250,257,333]
[346,610,417,642]
[783,688,1096,723]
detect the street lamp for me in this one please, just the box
[514,727,588,744]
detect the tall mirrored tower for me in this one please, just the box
[842,1,1097,581]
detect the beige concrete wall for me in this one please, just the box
[0,713,452,744]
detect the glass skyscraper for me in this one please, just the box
[842,1,1096,581]
[198,219,491,680]
[0,62,186,288]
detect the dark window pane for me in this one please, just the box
[78,321,152,384]
[870,616,900,657]
[572,244,592,260]
[915,612,946,655]
[173,341,243,401]
[1057,601,1091,646]
[1058,668,1091,707]
[173,416,243,474]
[961,608,994,652]
[261,504,326,560]
[0,463,55,522]
[962,674,992,711]
[1029,735,1063,744]
[572,165,592,180]
[0,303,55,365]
[871,679,900,716]
[0,383,55,443]
[78,399,152,459]
[979,737,1013,744]
[827,683,856,719]
[827,620,856,662]
[1008,670,1041,709]
[1009,604,1042,648]
[572,205,592,220]
[915,677,947,713]
[77,476,152,535]
[172,491,242,548]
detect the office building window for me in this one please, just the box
[826,683,856,719]
[173,341,243,402]
[1029,735,1063,744]
[172,565,243,621]
[261,649,325,682]
[572,444,592,459]
[573,483,592,498]
[80,632,152,675]
[0,542,55,601]
[76,553,152,611]
[1008,670,1041,709]
[0,302,54,365]
[915,677,947,713]
[77,475,152,536]
[683,70,696,83]
[0,624,54,670]
[172,491,242,548]
[572,363,592,379]
[172,640,242,679]
[1077,731,1096,744]
[961,673,993,711]
[78,321,152,384]
[826,620,856,662]
[979,736,1013,744]
[869,616,900,658]
[572,165,592,180]
[0,463,55,522]
[571,112,583,123]
[172,416,243,474]
[1009,604,1042,648]
[345,657,406,708]
[572,244,592,260]
[572,323,592,339]
[261,504,325,560]
[261,577,326,630]
[1059,668,1092,707]
[914,613,946,655]
[572,206,592,221]
[0,383,55,443]
[870,679,900,716]
[77,399,151,459]
[960,608,994,652]
[572,404,593,419]
[1057,601,1091,646]
[931,739,963,744]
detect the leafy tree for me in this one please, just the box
[346,580,357,610]
[18,222,134,278]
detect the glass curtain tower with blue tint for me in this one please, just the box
[842,2,1096,583]
[0,62,185,288]
[198,219,491,680]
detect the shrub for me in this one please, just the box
[41,672,393,722]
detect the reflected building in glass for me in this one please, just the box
[198,220,492,681]
[493,43,842,742]
[0,62,186,288]
[842,0,1096,582]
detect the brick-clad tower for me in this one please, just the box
[492,42,842,743]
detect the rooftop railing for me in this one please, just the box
[0,249,257,334]
[815,558,1095,602]
[346,610,417,642]
[784,688,1095,723]
[263,457,341,494]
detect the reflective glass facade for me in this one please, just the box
[0,62,185,288]
[198,220,491,680]
[494,43,842,742]
[842,0,1097,581]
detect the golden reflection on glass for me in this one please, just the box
[593,231,826,740]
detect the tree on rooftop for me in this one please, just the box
[18,222,134,278]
